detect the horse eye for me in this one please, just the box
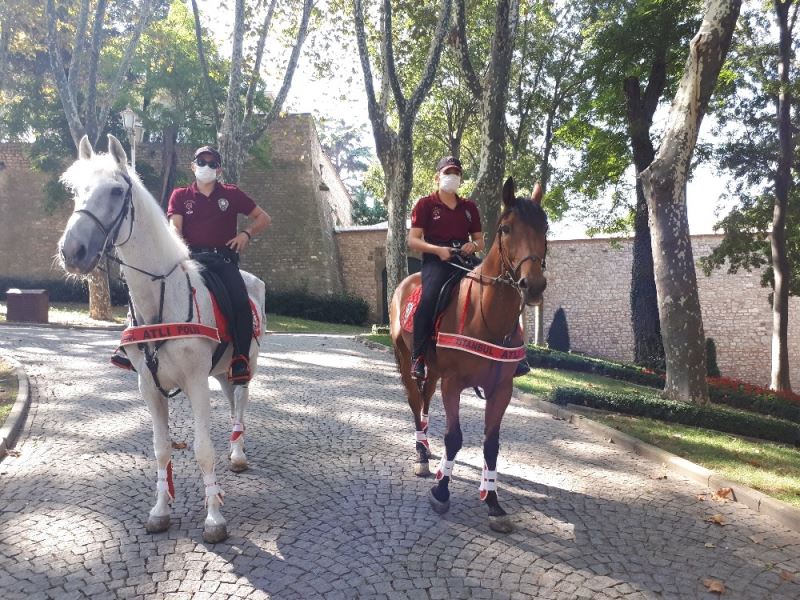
[110,187,124,197]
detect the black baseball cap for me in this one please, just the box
[193,145,222,163]
[436,156,463,174]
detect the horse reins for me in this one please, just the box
[450,223,546,344]
[72,170,194,397]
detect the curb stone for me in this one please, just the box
[0,353,30,460]
[514,390,800,533]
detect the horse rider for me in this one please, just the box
[408,156,484,380]
[408,156,533,380]
[112,145,271,385]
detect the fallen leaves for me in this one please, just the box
[711,487,734,502]
[703,578,726,594]
[171,441,187,450]
[706,514,727,526]
[779,570,794,582]
[5,449,20,457]
[704,542,716,548]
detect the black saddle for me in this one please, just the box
[433,253,481,319]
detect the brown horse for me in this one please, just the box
[390,177,548,532]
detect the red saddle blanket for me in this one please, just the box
[210,295,263,344]
[400,282,525,362]
[120,293,262,346]
[400,286,423,333]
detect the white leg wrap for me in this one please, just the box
[203,473,225,506]
[230,421,245,442]
[415,430,430,450]
[156,466,174,501]
[479,464,498,501]
[421,413,429,431]
[435,456,454,481]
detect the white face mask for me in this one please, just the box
[194,165,218,184]
[439,173,461,193]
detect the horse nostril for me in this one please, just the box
[517,278,528,289]
[75,244,87,262]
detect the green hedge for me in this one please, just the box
[0,277,129,305]
[266,289,369,325]
[526,345,800,425]
[526,345,665,388]
[708,386,800,424]
[552,386,800,446]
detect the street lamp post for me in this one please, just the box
[120,107,143,170]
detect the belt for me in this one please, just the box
[431,240,469,248]
[189,246,235,255]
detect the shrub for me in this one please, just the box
[526,344,800,424]
[371,324,390,334]
[546,307,570,352]
[0,277,129,305]
[706,338,721,378]
[526,345,665,388]
[551,386,800,446]
[266,289,368,325]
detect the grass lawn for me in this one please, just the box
[0,301,128,325]
[364,333,392,347]
[0,358,18,429]
[516,367,800,508]
[597,414,800,508]
[266,314,369,335]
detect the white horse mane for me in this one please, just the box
[61,150,193,271]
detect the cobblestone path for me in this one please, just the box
[0,326,798,599]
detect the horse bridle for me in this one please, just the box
[495,223,546,287]
[72,171,135,258]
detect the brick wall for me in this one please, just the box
[336,226,800,387]
[0,146,72,280]
[0,114,350,296]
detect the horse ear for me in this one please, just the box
[531,182,543,205]
[107,134,128,168]
[502,177,516,208]
[78,136,93,160]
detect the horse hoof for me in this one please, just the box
[488,515,513,533]
[414,461,431,477]
[229,459,248,473]
[203,524,228,544]
[145,515,170,534]
[429,490,450,514]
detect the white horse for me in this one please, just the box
[57,134,265,544]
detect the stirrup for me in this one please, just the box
[513,359,531,378]
[110,346,135,372]
[228,355,251,385]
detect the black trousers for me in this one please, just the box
[193,251,252,358]
[412,255,456,358]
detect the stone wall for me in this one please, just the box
[0,114,350,295]
[334,225,800,387]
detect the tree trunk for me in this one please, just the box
[384,145,413,300]
[88,262,112,321]
[159,125,178,213]
[640,0,741,403]
[770,0,793,391]
[218,0,246,184]
[624,64,667,371]
[353,0,452,302]
[457,0,519,244]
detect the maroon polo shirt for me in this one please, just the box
[410,192,482,245]
[167,182,256,248]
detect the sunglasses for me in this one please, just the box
[195,158,220,169]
